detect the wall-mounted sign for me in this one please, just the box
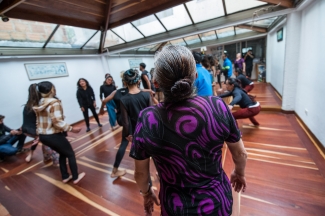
[25,62,68,80]
[128,59,143,69]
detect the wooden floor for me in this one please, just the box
[0,83,324,216]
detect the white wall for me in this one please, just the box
[106,56,155,88]
[0,56,109,130]
[294,0,325,145]
[266,24,286,95]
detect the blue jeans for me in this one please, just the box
[106,101,117,127]
[0,135,26,157]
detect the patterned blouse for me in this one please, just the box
[130,96,241,216]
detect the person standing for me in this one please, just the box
[234,53,246,73]
[222,51,233,84]
[33,81,85,184]
[244,50,255,78]
[76,78,102,132]
[234,68,255,93]
[100,76,117,130]
[220,78,260,126]
[0,115,27,162]
[214,58,222,90]
[130,45,247,216]
[140,63,155,91]
[193,51,213,96]
[23,84,59,164]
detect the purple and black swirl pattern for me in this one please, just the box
[130,96,241,216]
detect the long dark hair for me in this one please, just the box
[77,78,91,89]
[227,78,242,89]
[26,83,41,112]
[201,56,210,69]
[154,45,196,103]
[38,81,59,100]
[235,68,243,75]
[207,55,216,67]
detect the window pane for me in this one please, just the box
[138,44,157,51]
[236,27,253,35]
[226,0,267,14]
[186,0,224,23]
[156,5,192,30]
[83,31,100,49]
[47,26,97,48]
[105,30,125,47]
[170,38,186,46]
[247,17,278,28]
[184,35,200,45]
[132,15,166,37]
[0,19,56,47]
[217,27,235,38]
[111,23,144,42]
[200,30,217,41]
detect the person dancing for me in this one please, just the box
[23,84,59,164]
[220,78,260,126]
[100,76,117,130]
[234,68,254,93]
[76,78,102,132]
[33,81,85,184]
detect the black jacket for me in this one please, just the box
[237,74,252,88]
[0,123,12,145]
[220,87,255,108]
[77,87,96,108]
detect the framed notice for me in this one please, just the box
[277,28,283,42]
[128,59,143,69]
[25,63,68,80]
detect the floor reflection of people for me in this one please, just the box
[130,45,247,216]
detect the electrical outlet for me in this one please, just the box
[305,109,308,115]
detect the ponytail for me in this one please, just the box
[26,83,41,111]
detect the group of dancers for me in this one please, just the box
[0,46,259,215]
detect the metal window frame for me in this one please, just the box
[110,29,127,43]
[43,24,60,48]
[183,3,194,24]
[154,14,168,32]
[130,22,146,38]
[81,30,99,49]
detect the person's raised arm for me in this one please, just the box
[102,90,117,104]
[243,61,246,73]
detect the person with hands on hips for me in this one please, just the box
[76,78,102,132]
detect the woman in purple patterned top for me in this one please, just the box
[234,53,246,74]
[130,45,248,216]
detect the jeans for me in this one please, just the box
[0,135,26,157]
[106,101,117,128]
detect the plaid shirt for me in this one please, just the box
[33,98,72,135]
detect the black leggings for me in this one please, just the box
[223,70,229,84]
[39,133,78,180]
[113,132,129,168]
[246,66,253,78]
[216,74,222,88]
[82,105,100,128]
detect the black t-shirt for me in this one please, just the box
[141,70,155,91]
[245,54,255,67]
[22,106,37,136]
[113,88,129,124]
[76,87,96,108]
[100,84,116,99]
[237,74,252,88]
[120,91,152,137]
[220,87,255,108]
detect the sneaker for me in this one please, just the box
[86,127,91,132]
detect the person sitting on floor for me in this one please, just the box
[0,114,27,162]
[234,68,254,93]
[219,78,261,127]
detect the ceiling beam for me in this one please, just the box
[237,24,267,33]
[99,0,113,53]
[221,0,227,16]
[0,47,98,56]
[258,0,294,8]
[0,0,25,14]
[107,5,294,54]
[108,0,191,29]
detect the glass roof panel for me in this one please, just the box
[235,27,253,35]
[111,23,144,42]
[185,0,224,23]
[46,25,97,48]
[217,27,235,38]
[247,17,278,28]
[170,38,186,46]
[105,30,125,47]
[137,44,157,51]
[132,15,166,37]
[156,5,192,31]
[226,0,267,14]
[83,31,100,49]
[0,19,56,48]
[184,35,201,45]
[200,30,217,42]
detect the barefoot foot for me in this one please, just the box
[111,169,126,178]
[62,175,72,183]
[73,172,86,184]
